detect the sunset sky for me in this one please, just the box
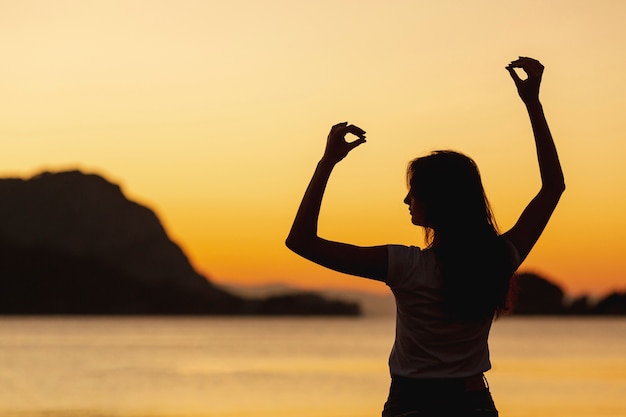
[2,0,625,297]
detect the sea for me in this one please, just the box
[0,316,624,417]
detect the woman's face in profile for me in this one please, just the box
[404,190,426,226]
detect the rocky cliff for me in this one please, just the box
[0,170,359,315]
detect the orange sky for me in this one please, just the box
[1,1,625,296]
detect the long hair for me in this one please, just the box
[407,151,515,319]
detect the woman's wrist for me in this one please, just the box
[524,98,542,110]
[319,156,339,169]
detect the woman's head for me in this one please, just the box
[406,151,513,319]
[406,150,497,244]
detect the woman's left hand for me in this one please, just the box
[506,56,544,105]
[322,122,367,164]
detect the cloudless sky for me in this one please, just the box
[2,0,625,296]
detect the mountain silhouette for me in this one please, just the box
[0,170,359,315]
[513,272,565,314]
[513,272,626,315]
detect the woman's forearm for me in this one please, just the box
[285,158,335,253]
[286,123,366,254]
[525,100,565,193]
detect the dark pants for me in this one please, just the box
[382,374,498,417]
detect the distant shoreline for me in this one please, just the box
[221,275,626,317]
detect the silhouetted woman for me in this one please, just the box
[286,57,565,416]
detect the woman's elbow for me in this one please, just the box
[541,180,566,202]
[555,178,566,195]
[285,234,319,260]
[546,173,566,195]
[285,235,298,252]
[285,234,307,255]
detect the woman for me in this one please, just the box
[286,57,565,416]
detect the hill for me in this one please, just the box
[513,272,626,315]
[0,170,358,316]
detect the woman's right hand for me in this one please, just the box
[506,56,544,105]
[322,122,367,165]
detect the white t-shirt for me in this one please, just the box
[385,243,518,379]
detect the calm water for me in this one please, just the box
[0,316,624,417]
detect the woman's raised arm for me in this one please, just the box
[285,122,388,281]
[503,57,566,263]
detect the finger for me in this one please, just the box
[329,122,349,139]
[331,122,348,130]
[346,124,367,139]
[519,64,543,80]
[331,121,348,133]
[510,57,544,72]
[348,137,366,150]
[506,65,522,83]
[509,57,533,67]
[518,56,542,65]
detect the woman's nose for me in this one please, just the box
[403,193,410,205]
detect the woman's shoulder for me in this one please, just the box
[386,243,423,259]
[386,244,438,289]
